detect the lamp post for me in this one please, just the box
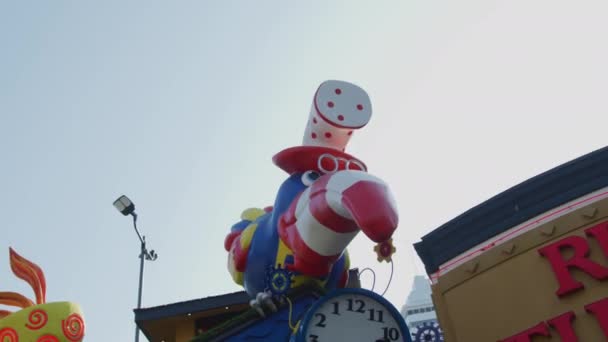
[113,195,158,342]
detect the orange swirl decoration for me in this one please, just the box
[36,335,59,342]
[9,248,46,305]
[61,313,85,341]
[0,327,19,341]
[25,309,48,330]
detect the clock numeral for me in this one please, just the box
[314,313,327,328]
[308,334,319,342]
[332,301,340,315]
[346,299,366,313]
[368,308,384,323]
[382,327,400,341]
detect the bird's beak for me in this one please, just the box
[340,177,399,243]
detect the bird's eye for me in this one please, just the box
[301,170,320,186]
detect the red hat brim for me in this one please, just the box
[273,146,367,175]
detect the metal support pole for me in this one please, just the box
[114,198,157,342]
[135,239,146,342]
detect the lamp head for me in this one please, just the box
[113,195,135,216]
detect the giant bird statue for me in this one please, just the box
[224,81,399,312]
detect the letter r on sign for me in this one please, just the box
[538,235,608,297]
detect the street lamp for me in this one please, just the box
[113,195,158,342]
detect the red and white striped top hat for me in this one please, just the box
[273,80,372,174]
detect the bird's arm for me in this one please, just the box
[225,207,270,285]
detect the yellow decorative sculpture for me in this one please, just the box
[0,248,85,341]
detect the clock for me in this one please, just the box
[296,288,412,342]
[410,321,444,342]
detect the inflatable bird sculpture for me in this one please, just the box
[224,81,399,312]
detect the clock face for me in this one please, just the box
[299,290,410,342]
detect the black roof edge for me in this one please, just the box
[134,291,250,323]
[192,284,327,342]
[415,145,608,275]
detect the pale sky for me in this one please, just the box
[1,1,607,341]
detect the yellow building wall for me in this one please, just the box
[432,199,608,341]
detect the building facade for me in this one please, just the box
[415,146,608,341]
[401,275,444,342]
